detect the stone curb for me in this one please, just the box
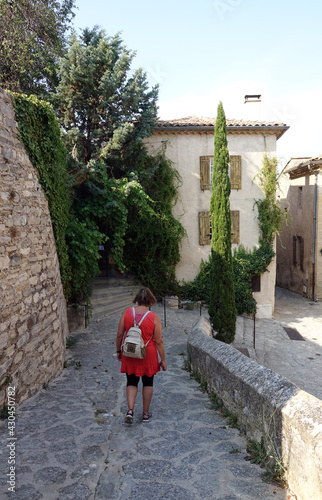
[188,317,322,500]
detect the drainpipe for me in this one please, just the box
[310,168,318,301]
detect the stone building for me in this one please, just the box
[0,88,69,406]
[144,116,288,317]
[277,156,322,300]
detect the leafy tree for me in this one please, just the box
[208,102,236,343]
[56,27,158,173]
[55,27,184,295]
[0,0,75,97]
[71,161,155,274]
[55,26,159,289]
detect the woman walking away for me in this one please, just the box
[116,287,167,423]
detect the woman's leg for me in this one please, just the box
[126,374,139,412]
[142,375,154,414]
[127,386,138,411]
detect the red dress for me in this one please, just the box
[121,308,160,377]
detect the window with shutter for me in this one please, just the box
[298,236,304,271]
[199,211,211,245]
[230,155,242,190]
[200,155,241,190]
[231,210,240,244]
[200,156,212,190]
[293,236,297,266]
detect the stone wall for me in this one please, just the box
[277,170,322,301]
[0,88,69,406]
[188,317,322,500]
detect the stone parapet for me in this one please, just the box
[0,88,68,406]
[187,317,322,500]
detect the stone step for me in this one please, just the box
[92,295,134,315]
[92,276,139,288]
[89,276,141,323]
[91,292,135,307]
[91,299,134,322]
[91,285,138,301]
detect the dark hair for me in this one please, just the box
[133,287,157,306]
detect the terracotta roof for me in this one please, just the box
[301,154,322,164]
[284,155,322,179]
[157,116,285,127]
[156,116,289,139]
[283,157,311,173]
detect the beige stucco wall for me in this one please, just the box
[145,131,278,317]
[277,172,322,300]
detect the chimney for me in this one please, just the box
[244,94,261,121]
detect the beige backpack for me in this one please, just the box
[122,308,153,359]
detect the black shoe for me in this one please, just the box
[125,409,133,424]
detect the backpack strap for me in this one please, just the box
[132,308,153,347]
[132,307,137,327]
[138,310,150,326]
[144,333,154,348]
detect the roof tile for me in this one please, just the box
[157,115,287,128]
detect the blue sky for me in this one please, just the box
[72,0,322,164]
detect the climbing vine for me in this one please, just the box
[180,154,287,315]
[254,154,286,247]
[124,150,186,295]
[11,92,73,300]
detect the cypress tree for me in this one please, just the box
[208,102,236,343]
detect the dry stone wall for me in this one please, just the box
[188,317,322,500]
[0,88,69,406]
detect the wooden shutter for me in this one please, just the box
[231,210,240,244]
[199,211,211,245]
[298,236,304,271]
[293,236,297,266]
[230,155,242,190]
[200,156,211,190]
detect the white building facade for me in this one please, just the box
[144,117,288,318]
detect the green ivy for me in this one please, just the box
[66,217,107,301]
[11,92,72,300]
[124,151,186,295]
[179,259,211,304]
[233,244,274,315]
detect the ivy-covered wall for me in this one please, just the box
[0,88,69,406]
[10,92,72,301]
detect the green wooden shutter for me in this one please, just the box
[199,211,211,245]
[200,156,211,190]
[231,210,240,244]
[230,155,242,190]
